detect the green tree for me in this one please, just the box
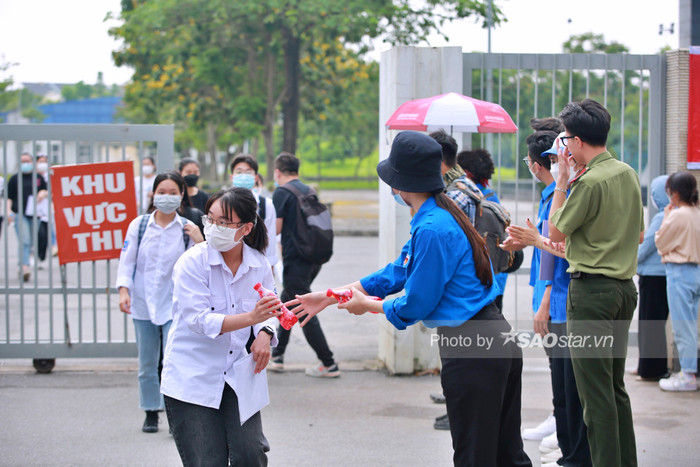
[298,43,379,178]
[562,32,629,54]
[109,0,505,173]
[0,60,45,123]
[111,0,288,182]
[61,73,121,101]
[273,0,505,154]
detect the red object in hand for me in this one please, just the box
[254,283,297,330]
[326,288,381,314]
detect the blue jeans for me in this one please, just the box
[665,263,700,373]
[14,215,33,267]
[132,318,172,411]
[165,384,270,466]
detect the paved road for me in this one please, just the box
[2,355,699,466]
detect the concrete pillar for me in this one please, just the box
[665,49,690,174]
[377,46,463,374]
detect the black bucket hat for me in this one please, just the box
[377,131,445,193]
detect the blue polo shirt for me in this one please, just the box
[549,254,570,323]
[529,181,569,323]
[530,182,555,312]
[360,196,498,329]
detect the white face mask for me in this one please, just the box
[528,164,537,178]
[153,194,181,214]
[142,165,155,176]
[36,162,48,173]
[549,162,559,180]
[204,223,245,252]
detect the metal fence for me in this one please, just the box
[461,52,666,332]
[0,124,174,369]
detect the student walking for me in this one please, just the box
[230,154,278,273]
[116,171,202,433]
[179,158,209,213]
[269,152,339,377]
[162,188,281,465]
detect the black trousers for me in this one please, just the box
[272,256,335,367]
[636,275,669,378]
[165,384,269,466]
[439,303,531,467]
[37,221,48,261]
[548,322,592,467]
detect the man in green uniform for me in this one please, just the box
[548,99,644,467]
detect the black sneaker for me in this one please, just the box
[142,411,159,433]
[434,413,450,431]
[430,393,446,404]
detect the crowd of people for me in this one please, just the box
[3,96,699,466]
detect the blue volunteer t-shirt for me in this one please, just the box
[360,196,497,329]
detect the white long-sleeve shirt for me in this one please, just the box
[115,213,194,325]
[161,242,279,409]
[257,194,279,268]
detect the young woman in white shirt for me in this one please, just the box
[116,171,203,433]
[162,187,282,466]
[230,154,279,272]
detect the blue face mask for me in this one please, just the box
[232,173,256,190]
[21,162,33,174]
[392,191,408,207]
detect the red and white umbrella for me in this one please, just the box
[385,92,517,134]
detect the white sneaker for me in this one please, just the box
[541,462,560,467]
[540,448,562,463]
[305,363,341,378]
[659,372,698,392]
[267,357,284,373]
[539,431,559,453]
[522,414,556,440]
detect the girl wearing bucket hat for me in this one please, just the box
[289,131,531,466]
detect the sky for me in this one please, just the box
[0,0,681,87]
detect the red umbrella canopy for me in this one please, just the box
[385,92,517,134]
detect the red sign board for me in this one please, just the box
[50,161,137,265]
[689,46,700,169]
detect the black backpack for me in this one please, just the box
[445,178,519,274]
[278,183,333,264]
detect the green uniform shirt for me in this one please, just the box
[550,151,644,280]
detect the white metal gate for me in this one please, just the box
[0,124,174,370]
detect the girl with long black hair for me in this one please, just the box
[290,131,531,466]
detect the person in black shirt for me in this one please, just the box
[179,158,209,213]
[268,152,339,378]
[6,153,48,282]
[156,168,205,238]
